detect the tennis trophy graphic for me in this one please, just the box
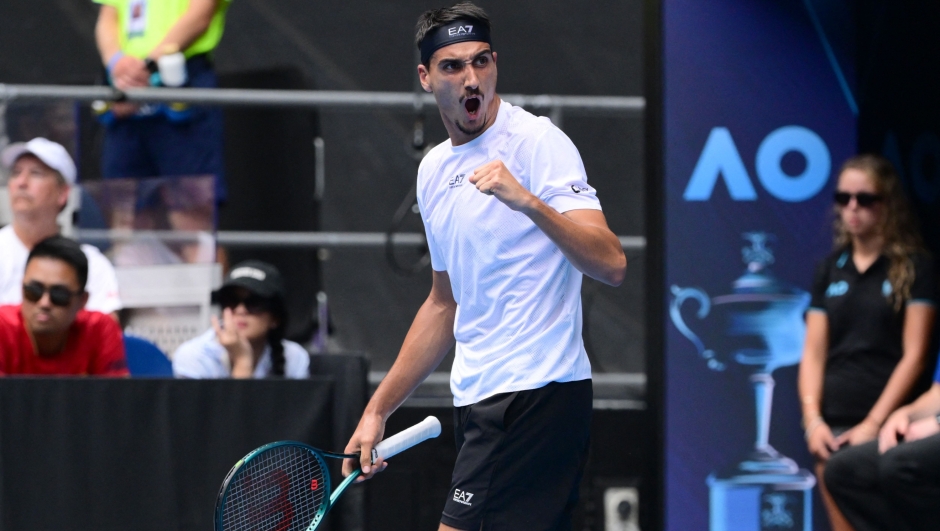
[670,232,815,531]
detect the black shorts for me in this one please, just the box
[441,379,592,531]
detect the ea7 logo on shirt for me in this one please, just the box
[453,489,474,506]
[448,174,467,189]
[448,25,474,36]
[571,185,589,194]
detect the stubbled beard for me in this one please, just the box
[455,114,486,136]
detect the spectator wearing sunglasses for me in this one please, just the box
[798,154,936,530]
[172,260,309,379]
[0,236,128,376]
[0,138,122,318]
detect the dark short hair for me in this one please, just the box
[415,2,491,64]
[26,236,88,291]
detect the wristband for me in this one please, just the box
[106,51,124,73]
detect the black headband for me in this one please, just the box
[420,19,491,65]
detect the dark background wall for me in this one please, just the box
[0,0,646,374]
[856,1,940,257]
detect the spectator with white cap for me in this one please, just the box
[0,137,122,317]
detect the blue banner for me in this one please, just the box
[663,1,856,530]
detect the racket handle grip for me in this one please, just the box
[372,416,441,463]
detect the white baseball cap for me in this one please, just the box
[1,137,77,185]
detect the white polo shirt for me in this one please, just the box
[172,329,311,379]
[417,100,600,406]
[0,225,123,314]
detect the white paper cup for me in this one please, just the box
[157,53,187,87]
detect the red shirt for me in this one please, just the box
[0,305,129,376]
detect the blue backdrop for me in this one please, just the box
[663,1,856,529]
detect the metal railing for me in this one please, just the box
[0,84,644,115]
[2,84,646,250]
[74,229,647,251]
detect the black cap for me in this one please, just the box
[212,260,285,301]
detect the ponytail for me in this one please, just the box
[267,327,286,377]
[266,296,289,377]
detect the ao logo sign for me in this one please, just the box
[684,126,831,202]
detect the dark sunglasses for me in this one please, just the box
[22,281,82,307]
[833,191,883,208]
[217,292,272,315]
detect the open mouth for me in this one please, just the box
[464,97,481,118]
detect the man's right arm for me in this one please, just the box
[342,269,457,480]
[95,5,149,90]
[95,5,122,66]
[879,382,940,453]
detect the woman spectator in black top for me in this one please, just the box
[798,154,936,530]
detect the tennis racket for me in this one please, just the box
[215,416,441,531]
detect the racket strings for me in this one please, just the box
[221,445,328,531]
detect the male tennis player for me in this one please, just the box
[343,3,626,529]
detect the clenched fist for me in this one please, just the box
[469,160,536,212]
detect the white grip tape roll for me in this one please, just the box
[371,416,441,463]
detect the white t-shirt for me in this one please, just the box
[417,100,600,406]
[172,329,311,379]
[0,224,123,314]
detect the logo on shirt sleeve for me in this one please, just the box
[453,489,474,505]
[825,280,849,298]
[570,185,589,194]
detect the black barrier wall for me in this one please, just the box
[0,379,334,531]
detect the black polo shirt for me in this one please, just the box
[809,248,935,426]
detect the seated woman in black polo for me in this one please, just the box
[798,154,936,530]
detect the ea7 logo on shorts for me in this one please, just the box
[453,489,474,506]
[448,25,474,36]
[448,174,466,189]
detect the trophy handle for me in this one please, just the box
[669,286,725,370]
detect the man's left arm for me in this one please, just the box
[469,160,626,286]
[147,0,220,60]
[91,315,130,377]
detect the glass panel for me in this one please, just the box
[79,175,217,266]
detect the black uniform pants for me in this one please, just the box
[823,434,940,531]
